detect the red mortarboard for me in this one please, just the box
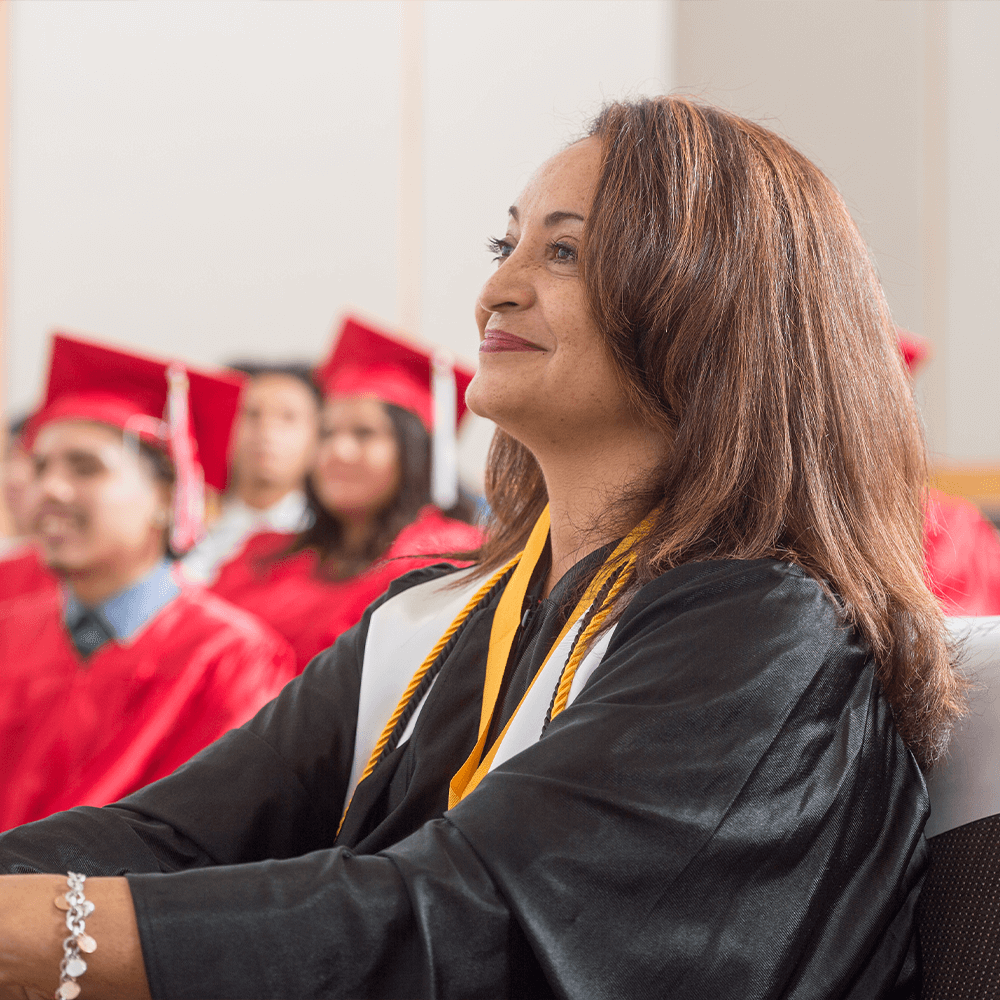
[897,328,931,374]
[316,315,475,431]
[28,333,245,551]
[316,315,477,508]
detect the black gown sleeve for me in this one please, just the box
[1,561,928,1000]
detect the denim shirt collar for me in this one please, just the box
[63,559,180,642]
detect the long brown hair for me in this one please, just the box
[474,96,963,769]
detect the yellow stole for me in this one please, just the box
[338,504,649,834]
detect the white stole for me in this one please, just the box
[343,568,616,814]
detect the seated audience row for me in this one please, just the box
[0,317,483,829]
[0,94,967,998]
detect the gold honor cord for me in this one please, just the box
[337,504,653,834]
[447,510,651,807]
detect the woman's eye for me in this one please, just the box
[486,237,514,263]
[550,241,577,263]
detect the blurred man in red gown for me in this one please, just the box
[0,334,297,831]
[181,363,320,584]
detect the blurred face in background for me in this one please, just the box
[231,374,320,497]
[3,434,35,536]
[28,420,170,577]
[312,396,402,522]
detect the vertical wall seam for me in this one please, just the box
[399,0,424,337]
[921,0,949,458]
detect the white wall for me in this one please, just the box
[3,0,672,489]
[6,0,402,406]
[421,0,671,355]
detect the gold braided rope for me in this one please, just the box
[549,556,636,719]
[336,555,520,836]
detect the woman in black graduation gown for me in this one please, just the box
[0,97,962,1000]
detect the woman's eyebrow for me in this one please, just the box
[507,206,585,227]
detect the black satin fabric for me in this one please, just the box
[0,558,928,999]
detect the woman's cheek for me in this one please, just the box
[368,441,398,477]
[367,443,402,503]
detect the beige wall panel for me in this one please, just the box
[945,1,1000,460]
[5,0,403,416]
[674,0,941,441]
[421,0,673,363]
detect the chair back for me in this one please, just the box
[919,616,1000,999]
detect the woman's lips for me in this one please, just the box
[480,330,545,353]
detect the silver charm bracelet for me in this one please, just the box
[53,872,96,1000]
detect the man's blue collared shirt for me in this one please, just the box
[63,559,180,643]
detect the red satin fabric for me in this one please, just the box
[0,544,59,603]
[211,506,483,671]
[924,487,1000,616]
[0,585,296,830]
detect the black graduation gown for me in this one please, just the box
[0,557,928,999]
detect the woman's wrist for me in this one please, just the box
[0,875,151,1000]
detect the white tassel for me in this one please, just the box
[430,352,459,510]
[166,365,206,552]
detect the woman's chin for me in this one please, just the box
[465,375,530,429]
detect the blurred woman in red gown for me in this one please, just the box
[211,316,484,669]
[901,331,1000,615]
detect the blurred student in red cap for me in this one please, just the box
[210,315,484,670]
[900,329,1000,615]
[181,363,320,584]
[0,333,297,831]
[0,415,59,601]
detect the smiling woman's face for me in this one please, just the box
[466,137,635,455]
[311,396,402,521]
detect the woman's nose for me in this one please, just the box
[476,249,534,318]
[328,432,360,463]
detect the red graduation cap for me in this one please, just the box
[316,315,477,508]
[316,315,475,430]
[27,332,245,552]
[897,328,930,374]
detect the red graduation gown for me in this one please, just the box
[0,583,296,831]
[0,543,58,603]
[924,487,1000,616]
[211,505,483,671]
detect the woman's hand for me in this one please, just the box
[0,875,151,1000]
